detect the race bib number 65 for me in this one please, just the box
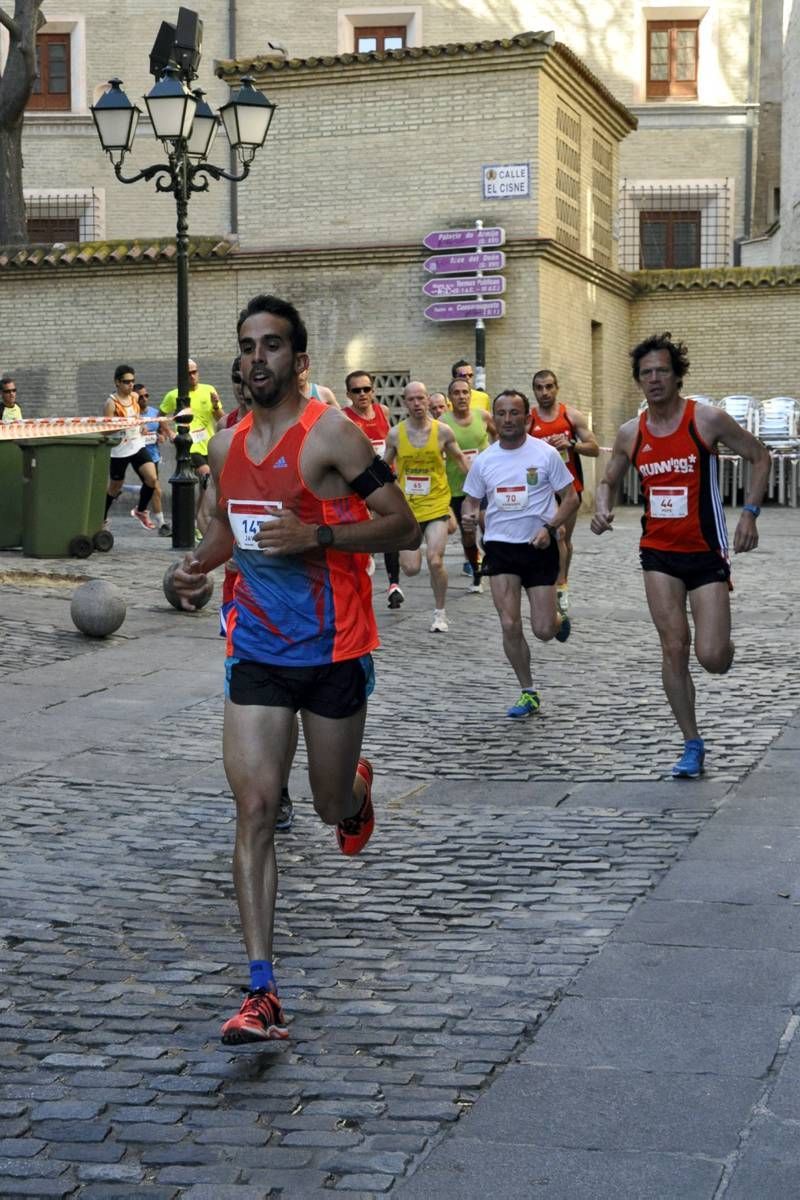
[228,499,282,549]
[405,474,431,496]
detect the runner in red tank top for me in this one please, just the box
[592,333,769,779]
[343,370,406,609]
[529,370,599,614]
[170,295,420,1046]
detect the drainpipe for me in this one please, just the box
[743,0,758,241]
[228,0,238,236]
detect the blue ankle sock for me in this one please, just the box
[249,960,275,992]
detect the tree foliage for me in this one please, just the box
[0,1,45,245]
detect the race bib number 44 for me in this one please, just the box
[495,484,528,511]
[228,499,282,549]
[649,486,688,519]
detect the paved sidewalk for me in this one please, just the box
[0,506,798,1198]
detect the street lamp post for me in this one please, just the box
[90,10,275,550]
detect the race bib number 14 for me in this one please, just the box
[228,499,282,549]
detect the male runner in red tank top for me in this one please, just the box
[529,370,598,614]
[342,371,406,610]
[171,295,419,1045]
[592,333,769,779]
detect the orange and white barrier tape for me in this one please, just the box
[0,409,193,442]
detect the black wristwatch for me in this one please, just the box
[544,523,558,540]
[316,524,335,547]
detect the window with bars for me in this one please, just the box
[647,20,699,100]
[24,190,102,244]
[27,32,71,111]
[618,180,733,271]
[354,25,406,52]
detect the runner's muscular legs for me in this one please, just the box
[526,583,560,641]
[490,573,532,689]
[643,571,699,741]
[223,700,297,962]
[423,519,449,609]
[558,504,580,586]
[303,705,368,825]
[399,548,422,577]
[689,581,734,674]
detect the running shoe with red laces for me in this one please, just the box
[336,757,374,856]
[131,508,156,531]
[220,986,289,1045]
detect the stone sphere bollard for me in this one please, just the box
[70,579,127,638]
[163,561,214,611]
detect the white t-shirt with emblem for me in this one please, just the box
[463,435,574,543]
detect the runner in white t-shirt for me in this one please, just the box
[462,388,579,719]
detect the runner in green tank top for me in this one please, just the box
[442,378,496,593]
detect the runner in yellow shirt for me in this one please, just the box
[160,358,223,536]
[384,381,470,633]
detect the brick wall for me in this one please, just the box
[629,280,800,403]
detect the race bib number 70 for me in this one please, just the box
[228,499,282,549]
[495,484,528,511]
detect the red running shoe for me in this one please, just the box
[220,987,289,1045]
[131,508,156,531]
[336,757,375,856]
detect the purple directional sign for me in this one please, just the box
[422,275,506,298]
[424,299,506,323]
[423,226,505,251]
[423,250,506,275]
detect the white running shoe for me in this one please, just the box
[469,580,483,594]
[430,609,449,633]
[556,586,570,615]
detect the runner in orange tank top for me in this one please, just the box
[170,294,420,1047]
[529,370,599,614]
[592,333,769,779]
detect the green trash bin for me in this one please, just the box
[20,436,115,558]
[0,441,24,549]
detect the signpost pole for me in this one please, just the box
[474,219,486,393]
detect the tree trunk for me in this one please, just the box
[0,114,28,244]
[0,0,46,245]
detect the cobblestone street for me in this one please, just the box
[1,506,798,1198]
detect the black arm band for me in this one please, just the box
[347,455,395,499]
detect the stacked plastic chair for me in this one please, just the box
[757,397,800,506]
[716,395,758,503]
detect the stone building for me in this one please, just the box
[8,0,763,263]
[2,0,798,491]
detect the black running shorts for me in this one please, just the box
[482,539,559,589]
[226,655,374,718]
[640,547,731,591]
[109,447,154,481]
